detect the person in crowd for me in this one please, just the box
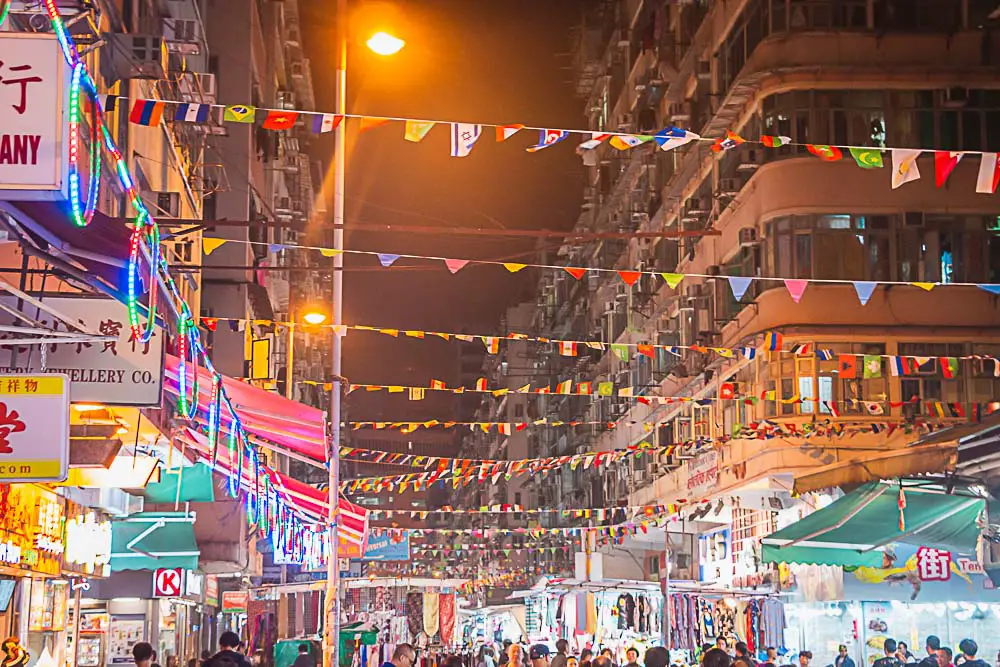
[897,645,914,663]
[920,638,943,667]
[291,645,315,667]
[874,639,901,667]
[835,645,856,667]
[445,656,465,667]
[529,646,551,667]
[591,657,613,667]
[624,649,640,667]
[700,646,714,665]
[500,642,513,667]
[551,642,569,667]
[151,650,162,667]
[645,648,669,667]
[507,645,526,667]
[937,648,954,667]
[479,647,497,667]
[579,650,593,667]
[133,644,154,667]
[568,658,578,667]
[717,640,729,655]
[205,633,252,667]
[600,651,614,663]
[703,649,733,667]
[763,649,777,667]
[735,643,755,667]
[958,640,988,667]
[798,652,812,667]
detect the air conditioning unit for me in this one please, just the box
[102,33,168,81]
[736,146,763,171]
[738,227,759,246]
[163,18,202,54]
[277,90,296,110]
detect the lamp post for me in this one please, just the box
[325,4,404,667]
[286,310,327,401]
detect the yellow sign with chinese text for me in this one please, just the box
[0,374,70,482]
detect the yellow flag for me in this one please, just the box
[320,248,342,257]
[911,282,935,291]
[203,238,227,256]
[503,263,527,272]
[404,120,435,142]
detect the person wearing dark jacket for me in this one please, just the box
[835,645,856,667]
[292,645,315,667]
[205,632,253,667]
[551,641,569,667]
[956,640,988,667]
[916,637,942,667]
[874,639,902,667]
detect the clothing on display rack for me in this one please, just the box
[666,593,785,652]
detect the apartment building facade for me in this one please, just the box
[479,0,1000,550]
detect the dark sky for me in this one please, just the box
[300,0,585,418]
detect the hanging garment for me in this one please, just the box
[406,592,423,638]
[586,592,598,635]
[576,591,587,634]
[423,592,440,637]
[439,593,456,645]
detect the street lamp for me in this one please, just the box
[366,31,405,56]
[286,309,329,400]
[325,5,404,667]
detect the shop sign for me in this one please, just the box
[0,297,165,406]
[221,590,248,613]
[698,528,732,586]
[152,567,183,597]
[361,530,410,561]
[0,374,70,482]
[205,575,218,607]
[185,571,203,597]
[845,545,996,602]
[687,450,719,496]
[64,511,112,577]
[915,546,951,581]
[0,33,71,200]
[0,484,65,575]
[957,556,984,575]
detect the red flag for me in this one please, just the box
[934,151,963,187]
[262,110,299,130]
[202,317,218,331]
[618,271,642,286]
[807,144,843,161]
[564,267,587,280]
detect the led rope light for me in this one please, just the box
[46,0,321,549]
[176,315,199,420]
[207,374,222,465]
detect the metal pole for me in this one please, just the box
[71,584,82,667]
[286,323,295,400]
[324,0,347,666]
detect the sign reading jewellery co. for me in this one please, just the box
[0,33,72,200]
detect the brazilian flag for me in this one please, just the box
[223,104,256,123]
[849,147,884,169]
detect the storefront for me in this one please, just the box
[0,484,71,667]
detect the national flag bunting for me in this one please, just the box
[262,110,299,130]
[450,123,482,157]
[711,131,745,153]
[760,135,791,148]
[940,357,959,379]
[223,105,256,123]
[526,129,569,152]
[763,332,783,351]
[806,144,843,161]
[475,378,488,391]
[791,343,811,356]
[849,147,884,169]
[360,117,390,132]
[891,149,922,189]
[654,126,700,152]
[129,99,165,126]
[579,133,612,150]
[838,354,857,379]
[496,124,524,141]
[609,134,653,150]
[311,114,342,134]
[429,379,446,390]
[555,380,572,395]
[174,103,211,123]
[934,151,963,187]
[976,153,1000,194]
[404,121,435,142]
[559,341,578,357]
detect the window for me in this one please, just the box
[898,342,965,417]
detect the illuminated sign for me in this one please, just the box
[64,512,111,577]
[0,485,64,575]
[0,540,22,565]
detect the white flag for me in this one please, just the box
[450,123,482,157]
[977,152,1000,194]
[890,149,922,189]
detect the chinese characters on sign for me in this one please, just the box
[0,374,70,483]
[0,485,65,575]
[916,546,952,582]
[64,511,112,577]
[0,33,70,196]
[687,449,719,496]
[0,297,164,406]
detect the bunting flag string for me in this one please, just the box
[202,237,1000,300]
[121,95,1000,195]
[377,510,678,537]
[367,502,678,520]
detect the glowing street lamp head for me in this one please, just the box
[366,32,405,56]
[302,311,328,326]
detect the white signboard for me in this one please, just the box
[687,449,719,496]
[0,297,164,406]
[0,373,70,482]
[0,33,71,199]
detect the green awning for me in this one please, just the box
[141,463,216,503]
[110,512,199,571]
[762,481,985,568]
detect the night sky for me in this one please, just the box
[300,0,586,421]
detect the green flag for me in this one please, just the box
[863,355,882,379]
[223,104,256,123]
[849,147,884,169]
[597,381,614,396]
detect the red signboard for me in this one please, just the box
[152,568,183,597]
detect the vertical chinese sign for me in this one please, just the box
[0,33,71,200]
[0,374,71,482]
